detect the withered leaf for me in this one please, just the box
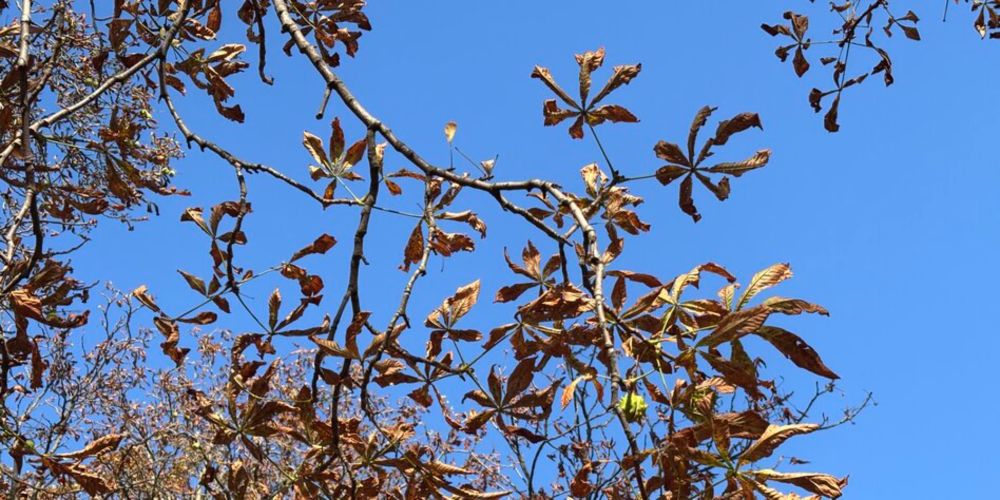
[408,385,433,408]
[592,63,641,106]
[426,280,480,329]
[517,283,594,323]
[532,49,640,138]
[755,326,839,379]
[302,131,329,167]
[697,306,771,348]
[504,357,536,405]
[707,149,771,177]
[424,460,472,475]
[401,223,424,272]
[494,282,536,303]
[56,434,127,460]
[678,174,700,222]
[740,423,819,463]
[177,270,206,295]
[751,469,847,499]
[131,285,161,312]
[738,263,793,309]
[268,288,281,330]
[463,409,496,433]
[444,121,457,143]
[290,234,337,262]
[310,336,356,359]
[825,95,841,133]
[177,311,217,325]
[712,112,764,146]
[576,47,605,103]
[570,463,595,498]
[30,339,45,389]
[793,46,810,77]
[762,297,829,316]
[154,317,188,366]
[701,351,762,400]
[654,141,689,167]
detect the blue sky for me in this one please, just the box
[72,2,998,497]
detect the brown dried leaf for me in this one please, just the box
[504,357,536,405]
[688,105,716,160]
[697,306,771,348]
[56,434,127,460]
[751,469,847,498]
[290,234,337,262]
[131,285,161,313]
[713,112,764,146]
[592,63,642,106]
[178,270,206,295]
[303,131,329,167]
[517,283,594,323]
[793,46,810,77]
[741,423,819,463]
[589,104,638,124]
[177,311,217,325]
[678,174,700,222]
[762,297,829,316]
[426,280,481,329]
[401,223,424,271]
[531,66,579,109]
[575,47,605,104]
[654,140,690,167]
[738,263,793,309]
[495,283,537,303]
[756,326,839,379]
[825,95,841,133]
[268,289,281,330]
[707,149,771,177]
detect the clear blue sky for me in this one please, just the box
[74,2,996,497]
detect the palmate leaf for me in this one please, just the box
[426,280,481,330]
[654,106,770,221]
[303,118,366,188]
[761,5,930,132]
[532,48,641,139]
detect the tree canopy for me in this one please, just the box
[0,1,992,498]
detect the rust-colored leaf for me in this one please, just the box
[592,63,641,106]
[131,285,161,313]
[740,423,819,463]
[756,326,839,379]
[178,270,206,295]
[575,47,605,104]
[177,311,217,325]
[56,434,127,460]
[401,223,424,271]
[707,149,771,177]
[530,66,578,108]
[426,280,481,329]
[268,288,281,330]
[793,46,809,77]
[713,112,764,146]
[290,234,337,262]
[762,297,829,316]
[678,174,700,222]
[654,140,690,167]
[738,263,793,309]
